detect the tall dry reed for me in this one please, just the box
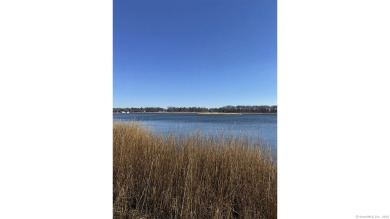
[113,122,276,219]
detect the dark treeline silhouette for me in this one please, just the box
[113,105,277,113]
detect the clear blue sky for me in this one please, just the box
[114,0,276,108]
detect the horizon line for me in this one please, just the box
[113,105,277,108]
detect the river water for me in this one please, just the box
[114,113,277,154]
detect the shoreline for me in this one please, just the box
[113,112,276,115]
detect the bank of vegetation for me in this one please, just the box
[113,122,277,219]
[113,105,277,114]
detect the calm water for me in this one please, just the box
[114,113,277,153]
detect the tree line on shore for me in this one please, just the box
[113,105,277,113]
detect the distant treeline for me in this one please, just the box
[113,105,277,113]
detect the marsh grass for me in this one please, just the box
[113,122,277,219]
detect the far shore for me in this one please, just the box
[113,112,276,115]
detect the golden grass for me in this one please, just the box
[113,122,277,219]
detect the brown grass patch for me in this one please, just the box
[113,122,276,218]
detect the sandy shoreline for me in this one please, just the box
[196,112,242,115]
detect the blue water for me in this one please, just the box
[114,113,277,153]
